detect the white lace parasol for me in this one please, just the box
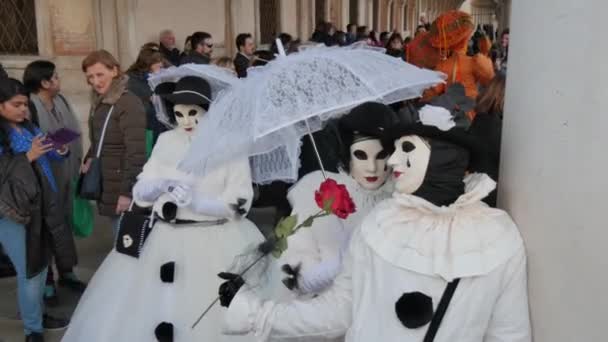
[179,44,444,184]
[147,64,239,127]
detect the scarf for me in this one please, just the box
[30,93,83,177]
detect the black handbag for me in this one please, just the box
[77,106,114,200]
[115,203,154,258]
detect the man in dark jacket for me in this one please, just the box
[234,33,255,78]
[159,29,181,66]
[180,31,213,65]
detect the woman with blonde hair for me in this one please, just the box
[213,56,236,74]
[79,50,146,235]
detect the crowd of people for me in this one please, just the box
[0,9,520,342]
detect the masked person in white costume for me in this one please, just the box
[217,101,531,342]
[63,76,269,342]
[279,102,395,301]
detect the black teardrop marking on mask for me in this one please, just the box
[402,141,416,153]
[407,156,411,168]
[195,119,199,125]
[160,262,175,283]
[395,292,433,329]
[155,322,174,342]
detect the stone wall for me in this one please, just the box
[0,0,465,153]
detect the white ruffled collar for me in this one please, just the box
[361,173,524,281]
[333,170,393,213]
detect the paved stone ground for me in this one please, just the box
[0,209,275,342]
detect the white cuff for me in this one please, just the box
[223,288,278,341]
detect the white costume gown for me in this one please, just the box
[63,130,274,342]
[279,170,392,297]
[269,170,392,342]
[224,174,531,342]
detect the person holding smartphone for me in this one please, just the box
[0,78,69,342]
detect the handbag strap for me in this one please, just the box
[95,105,115,158]
[423,278,460,342]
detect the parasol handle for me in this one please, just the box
[276,38,287,57]
[304,120,327,180]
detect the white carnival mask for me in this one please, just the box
[173,104,204,135]
[387,135,431,194]
[349,139,390,190]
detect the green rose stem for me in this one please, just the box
[192,251,267,329]
[192,208,331,329]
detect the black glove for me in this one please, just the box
[229,198,248,217]
[281,263,301,291]
[218,272,245,307]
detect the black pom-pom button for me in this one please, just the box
[155,322,173,341]
[160,262,175,283]
[395,292,434,329]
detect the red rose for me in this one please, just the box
[314,178,356,219]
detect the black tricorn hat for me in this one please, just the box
[154,76,212,106]
[382,96,481,161]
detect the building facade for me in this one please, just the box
[0,0,507,143]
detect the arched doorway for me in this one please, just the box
[315,0,326,25]
[372,0,379,31]
[388,0,394,31]
[259,0,280,44]
[349,0,358,24]
[403,3,408,32]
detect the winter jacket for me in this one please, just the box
[0,152,71,278]
[159,44,181,66]
[179,51,211,65]
[86,75,146,216]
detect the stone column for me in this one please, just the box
[115,0,138,65]
[500,0,608,341]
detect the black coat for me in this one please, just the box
[159,45,181,66]
[179,51,210,66]
[0,153,61,278]
[127,71,167,144]
[468,112,502,207]
[234,53,251,78]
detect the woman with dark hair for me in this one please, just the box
[127,43,166,157]
[81,50,146,236]
[0,78,68,342]
[469,73,506,207]
[356,26,370,41]
[385,33,405,59]
[380,31,390,47]
[23,59,85,305]
[270,33,293,54]
[368,30,382,46]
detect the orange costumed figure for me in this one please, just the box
[422,11,495,119]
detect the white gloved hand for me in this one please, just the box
[297,256,342,295]
[166,183,193,207]
[133,178,178,204]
